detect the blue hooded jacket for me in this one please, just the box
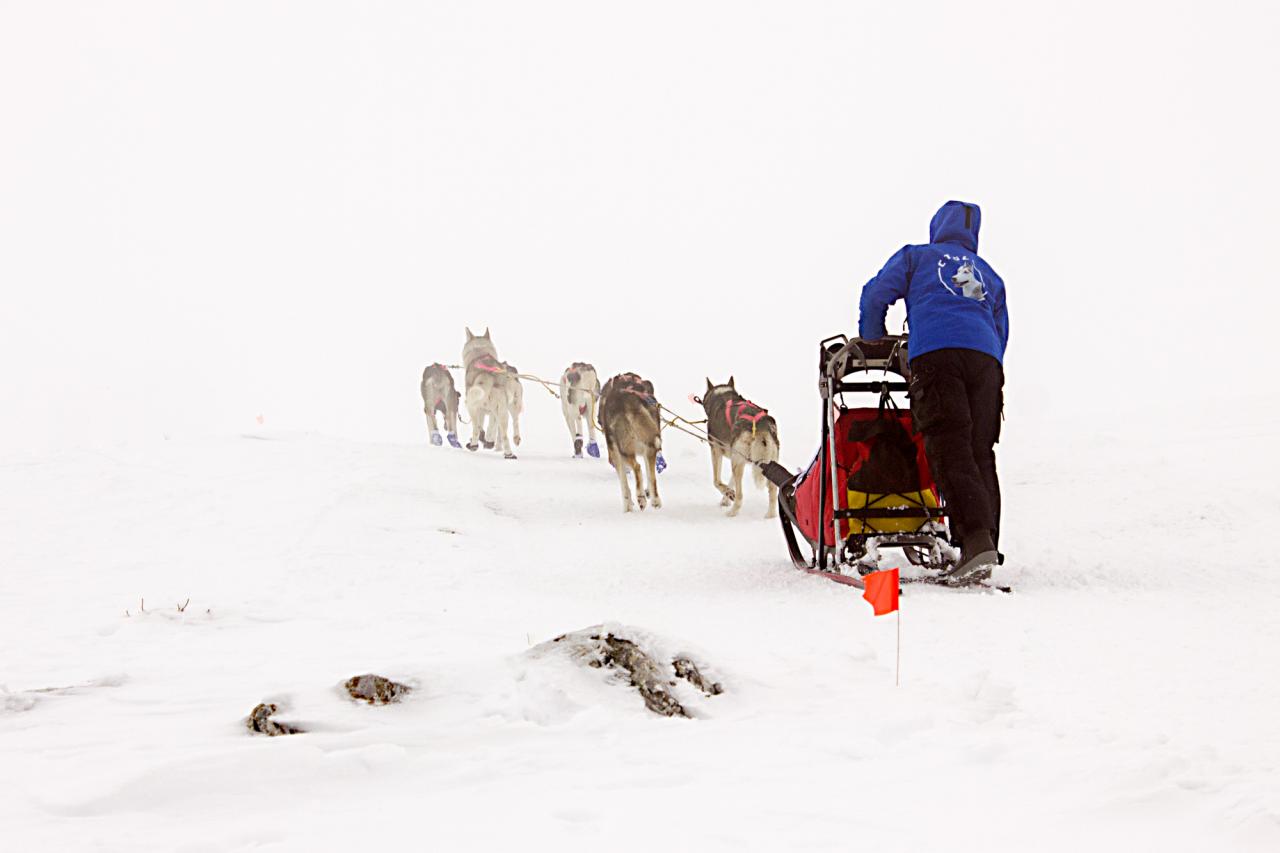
[858,201,1009,364]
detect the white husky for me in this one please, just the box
[952,260,986,301]
[559,362,601,458]
[461,328,520,459]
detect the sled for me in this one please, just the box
[777,335,992,590]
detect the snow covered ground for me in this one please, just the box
[3,406,1278,851]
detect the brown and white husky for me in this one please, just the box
[701,377,780,518]
[599,372,663,513]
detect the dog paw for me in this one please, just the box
[466,442,479,452]
[727,505,741,518]
[504,452,518,460]
[651,497,662,509]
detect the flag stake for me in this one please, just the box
[860,567,902,686]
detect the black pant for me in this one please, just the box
[908,348,1004,547]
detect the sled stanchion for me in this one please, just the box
[825,357,842,571]
[896,606,901,688]
[817,404,828,570]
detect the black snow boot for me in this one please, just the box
[947,530,999,585]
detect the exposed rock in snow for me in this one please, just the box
[245,703,304,736]
[547,626,723,718]
[344,674,410,705]
[672,657,723,696]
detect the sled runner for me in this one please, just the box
[776,335,1005,591]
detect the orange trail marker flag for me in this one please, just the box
[862,568,900,616]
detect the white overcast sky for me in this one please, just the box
[2,1,1277,453]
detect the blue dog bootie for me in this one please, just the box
[587,440,600,459]
[430,431,443,447]
[656,452,667,474]
[447,432,462,449]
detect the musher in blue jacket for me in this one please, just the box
[858,201,1009,584]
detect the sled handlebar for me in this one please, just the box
[820,335,912,397]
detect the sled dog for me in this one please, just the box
[701,377,780,518]
[420,364,462,448]
[599,373,663,513]
[559,362,601,458]
[461,328,520,459]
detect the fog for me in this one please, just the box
[3,1,1277,460]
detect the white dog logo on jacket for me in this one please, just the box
[951,260,986,302]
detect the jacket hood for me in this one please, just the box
[929,201,980,252]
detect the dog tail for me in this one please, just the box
[751,427,779,489]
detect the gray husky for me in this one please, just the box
[701,377,780,518]
[461,328,520,459]
[420,363,462,448]
[559,362,601,459]
[599,373,663,512]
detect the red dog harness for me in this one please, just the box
[726,398,769,434]
[471,354,505,374]
[614,373,657,407]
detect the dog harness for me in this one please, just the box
[614,373,657,408]
[564,361,594,385]
[726,399,769,435]
[564,363,597,415]
[471,354,505,374]
[623,387,658,407]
